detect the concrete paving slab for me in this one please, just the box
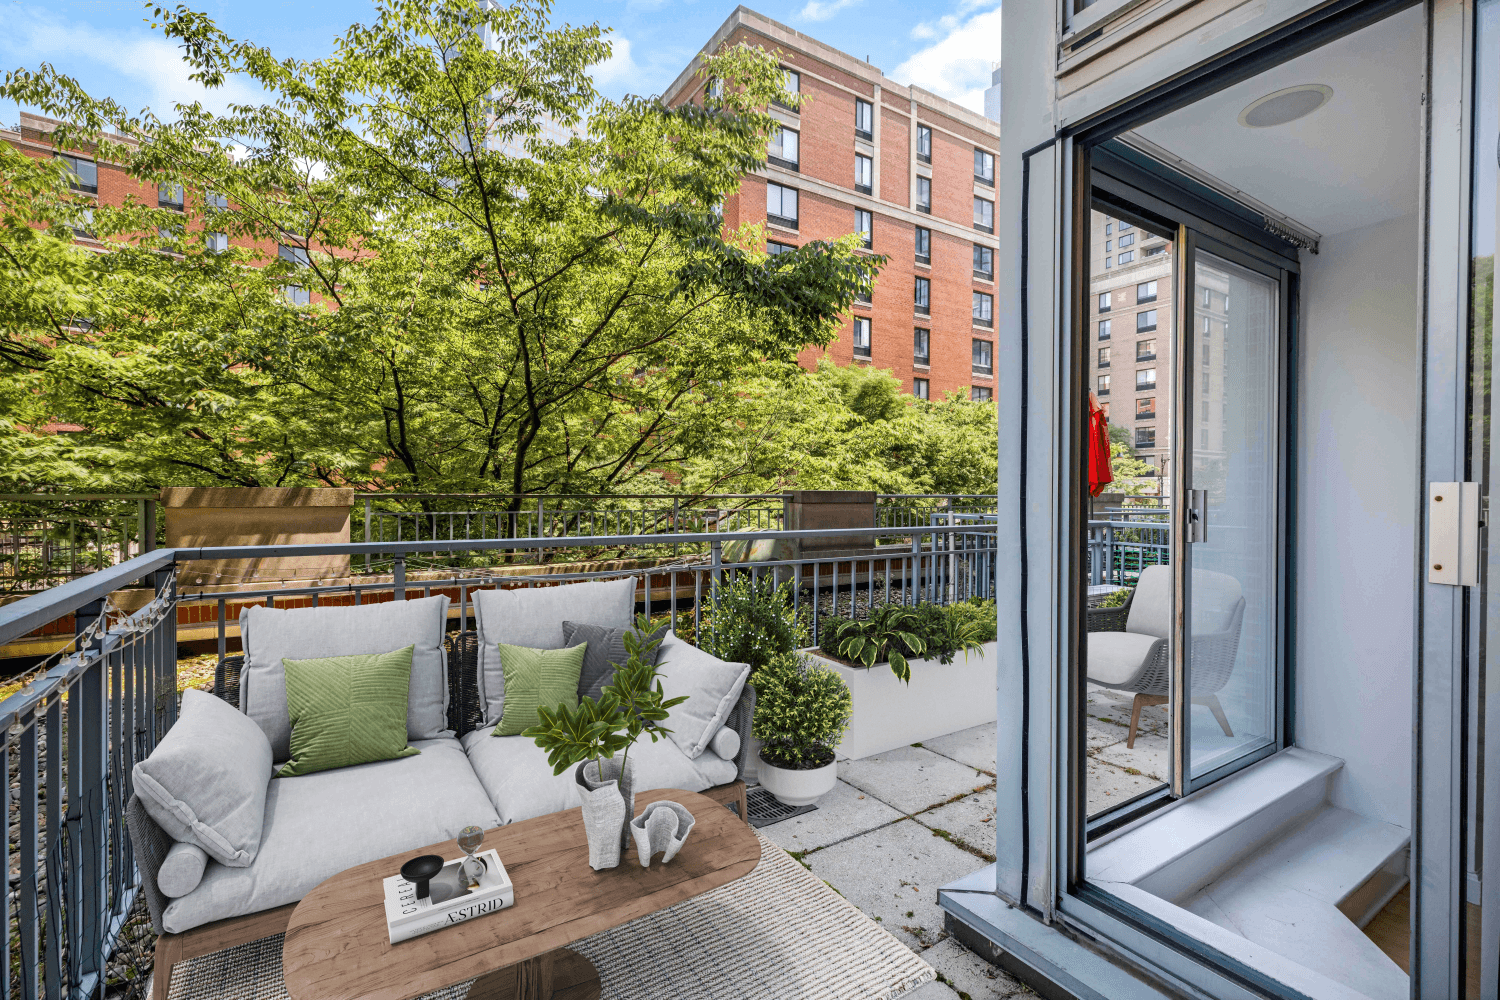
[1086,757,1164,816]
[758,779,903,852]
[912,792,997,861]
[904,981,959,999]
[1087,714,1130,752]
[1087,685,1167,735]
[841,746,994,815]
[1094,730,1169,782]
[923,937,1028,998]
[806,818,983,951]
[920,723,998,774]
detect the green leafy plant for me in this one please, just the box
[751,651,852,769]
[827,604,928,682]
[523,615,687,777]
[1094,587,1132,609]
[699,574,807,674]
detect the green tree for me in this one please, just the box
[0,0,880,502]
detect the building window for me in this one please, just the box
[914,378,930,400]
[1144,244,1167,257]
[973,197,994,233]
[1202,315,1211,333]
[1136,397,1155,420]
[972,291,993,327]
[914,327,930,365]
[767,240,796,256]
[1104,240,1112,252]
[766,182,799,228]
[1097,374,1111,395]
[205,191,228,210]
[973,245,993,280]
[1137,309,1158,333]
[1117,233,1135,248]
[1098,347,1111,368]
[768,127,799,170]
[915,227,931,264]
[1117,250,1134,264]
[1136,367,1157,391]
[1137,280,1158,303]
[917,125,932,163]
[206,232,229,253]
[1136,338,1156,361]
[71,207,94,238]
[914,277,930,315]
[1098,319,1112,340]
[972,338,993,374]
[1119,220,1133,231]
[1105,222,1113,235]
[773,68,800,109]
[158,183,184,209]
[1104,257,1114,269]
[854,154,873,194]
[855,209,873,249]
[855,99,874,140]
[974,149,995,186]
[1135,427,1156,449]
[971,386,993,402]
[1201,340,1211,364]
[916,176,932,214]
[1098,292,1112,312]
[856,285,872,305]
[284,286,311,305]
[853,316,872,359]
[57,154,98,194]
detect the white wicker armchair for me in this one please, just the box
[1086,565,1245,748]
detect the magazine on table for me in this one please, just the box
[382,849,513,943]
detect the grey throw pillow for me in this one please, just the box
[562,621,669,702]
[132,689,273,868]
[654,632,752,759]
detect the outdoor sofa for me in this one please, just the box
[125,577,754,1000]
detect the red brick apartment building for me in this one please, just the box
[3,111,315,299]
[663,7,1002,402]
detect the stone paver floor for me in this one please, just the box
[1085,683,1168,815]
[759,723,1033,998]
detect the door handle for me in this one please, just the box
[1187,489,1207,543]
[1428,482,1480,586]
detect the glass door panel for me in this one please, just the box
[1183,248,1281,784]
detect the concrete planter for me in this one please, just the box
[805,642,998,760]
[757,753,837,807]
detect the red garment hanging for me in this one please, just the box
[1088,391,1113,498]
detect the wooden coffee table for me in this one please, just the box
[281,788,761,1000]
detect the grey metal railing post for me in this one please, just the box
[946,503,956,604]
[364,497,372,573]
[710,539,722,611]
[673,498,680,557]
[393,554,406,601]
[911,532,922,603]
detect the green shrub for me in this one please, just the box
[752,651,852,769]
[820,599,992,679]
[1094,587,1132,609]
[699,574,807,673]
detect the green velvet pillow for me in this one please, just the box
[276,645,420,778]
[493,642,588,737]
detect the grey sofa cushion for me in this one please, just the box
[655,632,751,759]
[239,595,452,761]
[159,842,209,898]
[473,578,637,725]
[132,689,273,868]
[461,729,736,826]
[709,726,741,762]
[161,737,499,934]
[562,620,668,702]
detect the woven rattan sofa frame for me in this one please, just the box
[128,629,753,1000]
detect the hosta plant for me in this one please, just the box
[826,604,928,682]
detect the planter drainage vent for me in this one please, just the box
[746,786,818,828]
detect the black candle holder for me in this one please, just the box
[399,855,444,900]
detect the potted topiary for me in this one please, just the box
[524,622,687,870]
[751,651,852,807]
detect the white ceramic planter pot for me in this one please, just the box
[805,641,998,760]
[757,753,837,807]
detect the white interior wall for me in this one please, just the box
[1294,212,1419,830]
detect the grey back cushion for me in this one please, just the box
[133,689,273,868]
[473,578,637,724]
[1125,565,1245,638]
[562,620,669,702]
[655,632,751,759]
[239,595,452,761]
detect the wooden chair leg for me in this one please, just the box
[1199,694,1234,737]
[736,782,749,826]
[1127,694,1145,749]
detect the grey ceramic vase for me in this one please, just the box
[629,800,696,867]
[577,757,636,868]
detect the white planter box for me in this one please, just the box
[805,641,998,760]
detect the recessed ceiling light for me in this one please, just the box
[1238,85,1333,128]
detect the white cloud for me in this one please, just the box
[0,7,264,120]
[799,0,862,21]
[591,33,643,90]
[892,2,1002,113]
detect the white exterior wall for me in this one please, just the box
[1294,213,1420,830]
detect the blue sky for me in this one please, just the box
[1,0,1002,127]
